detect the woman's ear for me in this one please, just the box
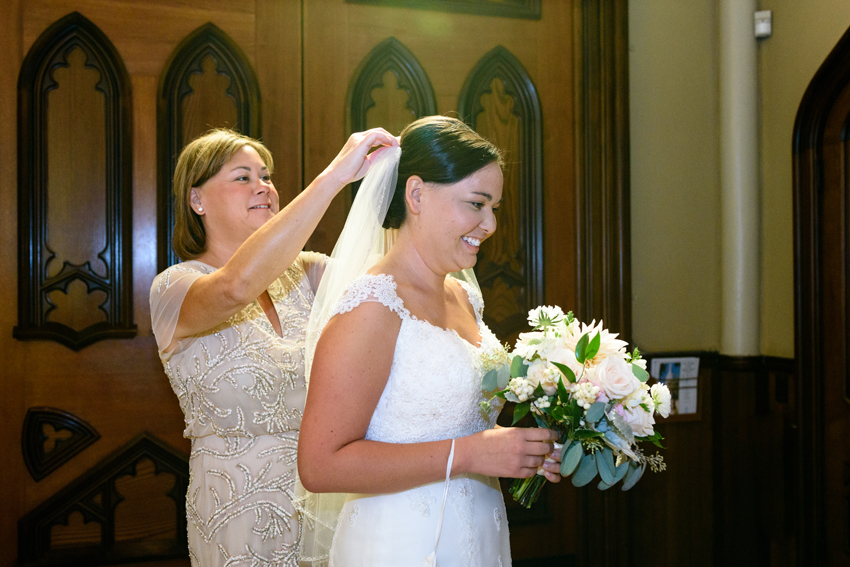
[190,188,204,215]
[405,176,423,216]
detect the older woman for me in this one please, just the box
[149,127,395,567]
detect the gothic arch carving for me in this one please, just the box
[15,11,135,350]
[347,36,437,134]
[22,407,100,482]
[157,23,261,270]
[458,45,543,341]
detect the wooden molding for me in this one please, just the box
[345,0,541,20]
[21,407,100,482]
[458,45,544,340]
[157,23,262,271]
[573,0,631,343]
[14,11,136,350]
[793,22,850,566]
[17,432,189,566]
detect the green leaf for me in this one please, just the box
[597,447,615,485]
[494,390,507,399]
[621,461,646,491]
[532,382,546,399]
[575,334,590,364]
[613,460,629,484]
[586,332,601,360]
[573,429,604,440]
[512,401,531,425]
[632,363,649,383]
[556,377,570,404]
[585,402,605,424]
[551,362,577,384]
[497,363,511,389]
[482,369,498,391]
[510,355,528,378]
[561,441,583,476]
[504,391,519,403]
[597,479,614,491]
[571,452,598,487]
[636,431,666,449]
[551,405,565,421]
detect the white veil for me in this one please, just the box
[295,144,481,565]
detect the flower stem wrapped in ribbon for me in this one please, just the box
[481,307,669,509]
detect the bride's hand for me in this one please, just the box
[323,128,399,189]
[539,442,563,483]
[455,427,560,480]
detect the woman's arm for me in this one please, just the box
[297,301,559,495]
[170,130,396,347]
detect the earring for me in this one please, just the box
[198,207,204,213]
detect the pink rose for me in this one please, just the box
[623,405,655,437]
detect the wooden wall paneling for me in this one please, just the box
[346,0,542,20]
[1,0,24,561]
[15,11,136,351]
[458,45,543,344]
[794,22,850,566]
[22,407,101,482]
[157,23,261,271]
[571,2,631,565]
[17,433,189,566]
[255,0,303,207]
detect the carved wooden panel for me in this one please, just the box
[348,37,437,136]
[158,23,261,270]
[458,46,543,343]
[15,11,135,350]
[22,407,100,482]
[346,0,541,20]
[18,432,189,566]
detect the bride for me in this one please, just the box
[297,116,561,566]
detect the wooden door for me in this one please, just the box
[794,22,850,567]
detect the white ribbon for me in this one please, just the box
[422,439,455,567]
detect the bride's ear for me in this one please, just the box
[405,175,424,216]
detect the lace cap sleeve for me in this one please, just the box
[149,262,209,359]
[328,273,411,321]
[455,278,485,321]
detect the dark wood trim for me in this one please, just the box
[458,45,544,339]
[157,22,262,271]
[17,432,189,567]
[14,11,136,350]
[345,0,541,20]
[573,0,631,343]
[21,407,100,482]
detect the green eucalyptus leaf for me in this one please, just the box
[575,334,590,364]
[571,452,598,487]
[561,441,583,476]
[597,447,615,485]
[512,401,531,425]
[613,460,629,484]
[632,363,649,383]
[511,355,528,378]
[504,391,519,403]
[482,369,498,391]
[597,479,614,491]
[586,332,601,360]
[585,402,605,424]
[621,461,646,491]
[551,362,577,384]
[497,364,511,389]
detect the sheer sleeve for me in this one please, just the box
[299,251,329,296]
[149,263,206,359]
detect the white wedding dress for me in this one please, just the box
[325,273,511,567]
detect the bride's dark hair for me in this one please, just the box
[382,116,503,229]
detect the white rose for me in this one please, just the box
[623,405,655,437]
[526,360,558,396]
[593,356,640,401]
[651,383,672,418]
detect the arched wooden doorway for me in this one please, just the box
[793,23,850,567]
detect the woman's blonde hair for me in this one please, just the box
[172,128,274,261]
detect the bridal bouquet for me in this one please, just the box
[480,306,669,509]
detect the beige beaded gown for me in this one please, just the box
[150,252,325,567]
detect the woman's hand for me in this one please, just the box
[323,128,398,190]
[540,441,563,483]
[454,427,561,479]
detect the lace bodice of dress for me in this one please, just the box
[328,274,504,444]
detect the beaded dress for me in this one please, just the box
[325,273,511,567]
[150,252,325,567]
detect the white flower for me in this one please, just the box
[546,346,584,382]
[528,305,565,328]
[633,358,647,370]
[525,360,560,396]
[591,356,641,401]
[622,405,655,437]
[621,382,650,409]
[651,383,672,418]
[561,319,629,367]
[572,381,600,410]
